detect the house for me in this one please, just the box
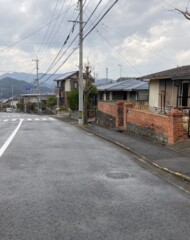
[96,78,149,105]
[139,65,190,113]
[54,71,79,108]
[19,93,55,112]
[54,70,95,110]
[96,66,190,144]
[1,97,19,110]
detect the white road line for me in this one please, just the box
[48,118,55,121]
[35,118,40,121]
[42,118,47,120]
[27,118,32,121]
[0,119,23,158]
[11,119,17,121]
[3,119,9,122]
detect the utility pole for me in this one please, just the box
[106,67,108,84]
[118,64,122,78]
[78,0,84,125]
[33,58,40,111]
[11,79,13,107]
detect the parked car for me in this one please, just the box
[5,108,13,113]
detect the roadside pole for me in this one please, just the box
[78,0,84,125]
[33,58,40,112]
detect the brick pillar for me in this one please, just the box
[115,101,124,127]
[124,103,134,128]
[167,109,184,144]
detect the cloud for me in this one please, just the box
[0,0,190,80]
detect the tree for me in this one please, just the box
[175,8,190,20]
[16,102,24,112]
[47,96,57,108]
[83,62,97,125]
[173,1,190,20]
[67,90,79,111]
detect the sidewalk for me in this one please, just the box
[56,115,190,181]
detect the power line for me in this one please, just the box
[38,0,104,81]
[0,4,75,53]
[84,0,119,39]
[37,0,60,56]
[39,45,79,86]
[83,0,103,29]
[39,0,119,85]
[96,29,141,75]
[101,23,176,65]
[38,0,69,58]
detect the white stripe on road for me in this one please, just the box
[48,118,55,121]
[0,119,23,158]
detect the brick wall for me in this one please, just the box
[97,101,187,144]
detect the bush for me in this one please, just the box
[67,90,79,110]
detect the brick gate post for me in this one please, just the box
[167,109,185,144]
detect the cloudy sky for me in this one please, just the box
[0,0,190,82]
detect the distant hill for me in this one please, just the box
[0,72,63,89]
[0,77,53,99]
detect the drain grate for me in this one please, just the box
[105,172,131,179]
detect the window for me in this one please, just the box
[74,81,78,89]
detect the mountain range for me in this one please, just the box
[0,72,63,89]
[0,72,116,99]
[0,77,53,99]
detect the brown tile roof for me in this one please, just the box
[138,65,190,80]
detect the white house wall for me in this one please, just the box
[149,80,159,111]
[65,79,71,92]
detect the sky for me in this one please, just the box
[0,0,190,83]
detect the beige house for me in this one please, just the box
[54,71,79,107]
[139,65,190,113]
[54,71,92,108]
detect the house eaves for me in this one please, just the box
[138,65,190,81]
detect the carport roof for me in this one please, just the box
[138,65,190,80]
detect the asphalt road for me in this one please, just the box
[0,113,190,240]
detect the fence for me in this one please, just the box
[97,101,188,144]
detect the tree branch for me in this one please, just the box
[175,8,190,20]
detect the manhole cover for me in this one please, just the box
[105,172,130,179]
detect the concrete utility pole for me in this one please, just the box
[78,0,84,125]
[118,64,122,78]
[33,58,40,111]
[11,79,13,107]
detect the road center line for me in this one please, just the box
[0,119,23,158]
